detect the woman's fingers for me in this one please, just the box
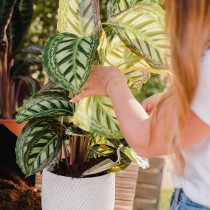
[70,89,92,103]
[142,101,152,115]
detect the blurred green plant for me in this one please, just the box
[0,0,42,119]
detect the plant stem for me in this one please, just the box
[0,0,18,119]
[63,142,70,168]
[81,137,89,162]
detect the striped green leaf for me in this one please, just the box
[16,118,62,177]
[16,118,61,175]
[73,96,123,139]
[15,91,73,123]
[42,32,100,91]
[108,2,169,69]
[57,0,101,37]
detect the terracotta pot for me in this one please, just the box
[0,119,26,136]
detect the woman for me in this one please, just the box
[70,0,210,209]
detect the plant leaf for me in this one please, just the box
[16,76,37,95]
[42,32,100,91]
[88,144,131,172]
[20,45,43,55]
[100,32,151,91]
[108,0,140,15]
[73,96,123,139]
[10,58,42,77]
[9,3,23,50]
[108,2,169,69]
[0,0,16,38]
[16,118,62,177]
[57,0,101,36]
[18,0,33,35]
[124,68,150,91]
[15,91,73,123]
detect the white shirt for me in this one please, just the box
[172,49,210,208]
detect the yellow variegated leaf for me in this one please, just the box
[73,96,123,139]
[57,0,101,36]
[100,32,150,90]
[97,30,108,65]
[109,0,141,15]
[124,68,150,91]
[130,61,172,77]
[89,134,116,149]
[108,2,170,69]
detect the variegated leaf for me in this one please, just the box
[108,3,169,69]
[65,126,92,137]
[89,144,116,159]
[15,91,73,123]
[108,0,140,15]
[89,134,116,150]
[89,144,131,172]
[124,68,150,91]
[16,118,61,175]
[107,152,131,172]
[100,32,151,90]
[73,96,123,139]
[43,32,100,91]
[142,0,164,4]
[57,0,101,36]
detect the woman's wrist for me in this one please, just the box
[105,67,128,96]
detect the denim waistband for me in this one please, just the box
[173,188,210,209]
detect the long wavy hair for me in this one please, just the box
[155,0,210,174]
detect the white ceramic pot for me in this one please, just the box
[42,169,115,210]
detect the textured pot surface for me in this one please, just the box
[42,169,115,210]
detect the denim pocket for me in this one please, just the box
[170,192,175,208]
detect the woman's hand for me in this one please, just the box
[70,65,126,103]
[142,93,163,115]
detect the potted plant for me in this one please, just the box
[15,0,170,209]
[0,0,42,136]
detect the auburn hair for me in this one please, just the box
[156,0,210,173]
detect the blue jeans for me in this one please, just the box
[170,189,210,210]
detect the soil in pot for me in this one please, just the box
[53,154,117,178]
[0,167,41,210]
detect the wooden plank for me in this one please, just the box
[135,183,160,200]
[137,171,163,185]
[133,197,158,210]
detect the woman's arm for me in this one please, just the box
[71,66,210,158]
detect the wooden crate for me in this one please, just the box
[132,157,165,210]
[115,163,139,210]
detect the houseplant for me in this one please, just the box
[15,0,170,209]
[0,0,42,135]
